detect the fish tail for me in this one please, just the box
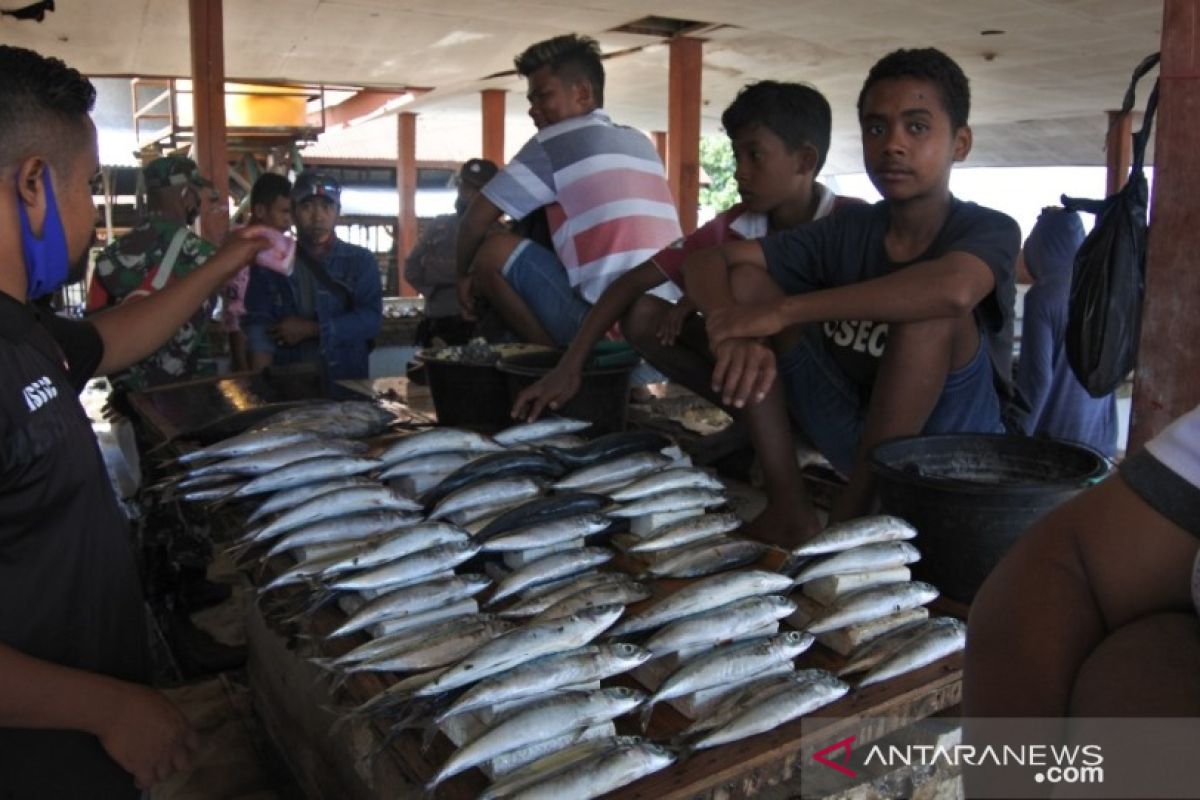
[638,699,656,732]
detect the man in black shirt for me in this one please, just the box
[0,46,270,797]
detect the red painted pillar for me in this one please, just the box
[188,0,229,244]
[667,37,702,234]
[481,89,506,165]
[1105,110,1133,196]
[396,111,418,297]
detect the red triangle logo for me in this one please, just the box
[813,736,857,778]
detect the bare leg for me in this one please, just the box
[620,295,725,407]
[471,234,556,347]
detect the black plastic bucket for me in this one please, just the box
[497,348,640,435]
[415,344,552,432]
[869,434,1111,603]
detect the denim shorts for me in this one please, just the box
[777,326,1004,475]
[501,240,593,347]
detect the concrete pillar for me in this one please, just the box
[396,111,418,297]
[188,0,229,244]
[667,37,703,234]
[1129,0,1200,447]
[481,89,506,165]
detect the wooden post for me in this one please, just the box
[651,130,667,165]
[667,37,703,234]
[188,0,229,244]
[1129,0,1200,448]
[396,111,418,297]
[481,89,506,165]
[1105,110,1133,196]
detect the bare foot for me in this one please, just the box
[739,501,821,551]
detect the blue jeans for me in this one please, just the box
[777,327,1004,475]
[501,240,592,347]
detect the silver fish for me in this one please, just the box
[327,613,495,668]
[182,485,240,503]
[517,433,586,450]
[258,543,368,592]
[347,616,514,673]
[248,486,421,544]
[494,418,592,447]
[553,452,672,491]
[505,740,676,800]
[263,511,422,558]
[490,548,615,605]
[329,573,492,638]
[317,522,470,575]
[377,451,482,480]
[378,428,503,466]
[692,672,850,749]
[330,541,482,594]
[478,736,641,800]
[499,572,630,619]
[793,541,922,584]
[858,618,966,687]
[266,400,396,438]
[532,580,652,623]
[839,617,962,676]
[482,514,611,552]
[373,597,481,637]
[184,438,369,479]
[644,595,797,656]
[439,643,652,722]
[177,428,318,464]
[428,687,646,789]
[627,512,741,553]
[245,476,377,523]
[232,456,383,498]
[806,581,940,634]
[641,537,767,579]
[608,569,794,636]
[415,604,625,697]
[790,515,917,557]
[608,488,726,518]
[430,477,543,520]
[608,467,724,502]
[682,670,825,736]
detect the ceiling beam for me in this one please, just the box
[310,90,424,129]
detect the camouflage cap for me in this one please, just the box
[143,156,214,190]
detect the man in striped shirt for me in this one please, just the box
[456,33,682,347]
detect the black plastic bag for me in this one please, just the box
[1060,53,1159,398]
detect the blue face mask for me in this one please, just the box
[17,169,69,299]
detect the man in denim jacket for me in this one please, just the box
[243,172,382,384]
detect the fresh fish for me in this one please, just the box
[608,570,794,636]
[691,672,850,749]
[377,451,483,481]
[553,452,672,491]
[609,488,726,518]
[858,618,966,687]
[184,438,369,479]
[182,485,240,503]
[329,574,492,638]
[347,616,514,673]
[806,582,940,634]
[628,512,741,553]
[504,740,676,800]
[327,613,494,668]
[422,451,567,508]
[482,514,612,552]
[439,643,651,722]
[793,541,921,584]
[377,428,502,467]
[330,541,482,595]
[477,492,612,541]
[231,456,383,498]
[478,736,640,800]
[493,418,592,447]
[259,543,369,592]
[430,477,543,520]
[519,433,586,450]
[373,597,481,638]
[175,472,240,491]
[681,670,825,735]
[428,687,646,789]
[490,547,614,605]
[246,477,377,523]
[643,595,797,656]
[263,511,422,558]
[641,538,767,579]
[644,631,814,718]
[532,580,652,623]
[248,486,421,544]
[790,515,917,557]
[541,430,672,469]
[177,428,318,464]
[414,604,625,697]
[499,572,632,619]
[839,617,961,676]
[608,467,724,501]
[264,400,396,438]
[317,522,470,575]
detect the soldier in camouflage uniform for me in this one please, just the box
[87,156,218,390]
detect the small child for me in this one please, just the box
[684,47,1021,535]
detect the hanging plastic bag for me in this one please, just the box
[1060,53,1159,397]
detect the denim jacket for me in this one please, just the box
[243,238,383,382]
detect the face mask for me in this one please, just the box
[17,169,69,299]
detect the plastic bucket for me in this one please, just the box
[415,344,551,432]
[869,433,1111,603]
[497,347,640,435]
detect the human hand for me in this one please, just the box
[711,338,777,409]
[511,363,581,422]
[706,303,784,351]
[269,316,318,346]
[657,299,694,346]
[218,224,274,270]
[96,682,199,790]
[457,276,477,322]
